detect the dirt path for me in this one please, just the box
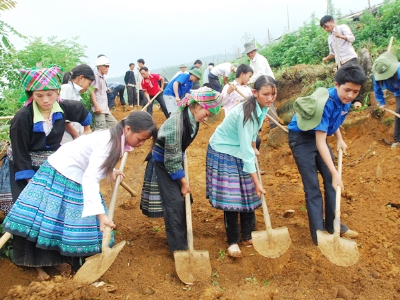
[1,97,400,299]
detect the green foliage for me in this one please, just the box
[261,13,328,68]
[17,36,87,71]
[0,0,17,11]
[383,117,393,126]
[254,0,400,69]
[0,225,13,261]
[354,0,400,58]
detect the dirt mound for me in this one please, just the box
[5,277,115,300]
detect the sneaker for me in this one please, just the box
[111,106,116,112]
[341,229,359,239]
[129,105,134,108]
[122,105,127,112]
[391,142,400,148]
[227,244,242,258]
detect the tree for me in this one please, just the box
[17,36,87,71]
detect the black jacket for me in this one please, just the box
[124,70,136,85]
[10,100,92,180]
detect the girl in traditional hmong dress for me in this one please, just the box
[206,75,277,258]
[140,87,222,253]
[4,108,156,280]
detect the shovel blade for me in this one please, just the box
[73,241,126,285]
[316,230,359,267]
[252,226,291,258]
[174,250,211,285]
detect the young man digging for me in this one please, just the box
[288,63,366,246]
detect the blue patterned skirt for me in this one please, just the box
[140,157,163,218]
[206,145,261,212]
[3,161,112,258]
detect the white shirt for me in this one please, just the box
[60,82,82,101]
[136,67,150,90]
[328,24,357,64]
[210,62,233,78]
[249,53,275,84]
[203,68,211,84]
[171,70,189,80]
[48,130,116,217]
[221,80,253,115]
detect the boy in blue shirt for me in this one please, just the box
[372,52,400,148]
[288,64,366,246]
[163,68,202,115]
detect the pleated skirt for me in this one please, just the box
[206,145,261,212]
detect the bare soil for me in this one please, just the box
[1,91,400,299]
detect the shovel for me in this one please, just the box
[74,152,129,285]
[316,149,359,267]
[252,157,291,258]
[141,91,161,112]
[234,87,287,133]
[173,152,211,285]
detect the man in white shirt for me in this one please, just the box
[320,15,358,67]
[171,64,189,80]
[243,41,278,127]
[244,40,275,85]
[208,62,238,92]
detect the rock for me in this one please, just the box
[283,210,295,218]
[336,285,354,299]
[267,126,288,148]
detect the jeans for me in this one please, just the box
[144,93,169,118]
[163,94,178,116]
[288,131,347,245]
[93,113,118,130]
[111,85,126,106]
[127,85,137,106]
[208,73,222,92]
[224,211,255,245]
[394,96,400,142]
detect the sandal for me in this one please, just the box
[227,244,242,258]
[242,239,253,247]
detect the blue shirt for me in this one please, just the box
[373,63,400,106]
[163,73,193,98]
[209,101,268,173]
[288,87,351,136]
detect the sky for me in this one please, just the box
[1,0,382,78]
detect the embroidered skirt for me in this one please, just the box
[206,145,261,212]
[3,161,112,265]
[140,158,163,218]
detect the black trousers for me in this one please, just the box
[127,86,137,106]
[144,93,169,118]
[224,211,256,245]
[154,161,187,253]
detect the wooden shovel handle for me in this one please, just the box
[334,25,342,69]
[108,151,129,221]
[388,36,394,52]
[0,232,12,249]
[385,108,400,119]
[333,148,343,239]
[141,91,161,112]
[255,157,273,232]
[183,152,194,253]
[266,115,288,133]
[120,181,136,197]
[234,86,287,133]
